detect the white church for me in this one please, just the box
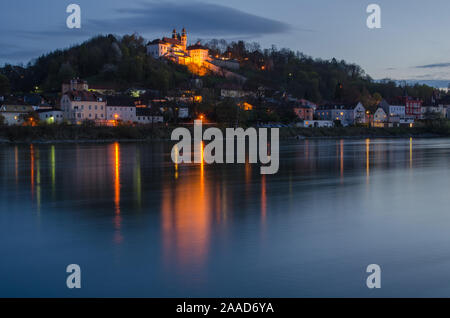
[146,28,210,67]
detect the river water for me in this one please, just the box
[1,138,450,297]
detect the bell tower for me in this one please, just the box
[181,27,187,50]
[172,28,177,39]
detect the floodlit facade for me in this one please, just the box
[147,28,219,76]
[61,91,106,124]
[147,28,209,66]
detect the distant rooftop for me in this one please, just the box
[65,90,104,102]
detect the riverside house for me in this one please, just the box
[294,105,314,121]
[0,104,34,125]
[61,90,106,124]
[60,79,107,124]
[37,109,64,124]
[315,102,366,126]
[136,108,163,124]
[106,96,137,124]
[379,99,405,124]
[373,107,388,127]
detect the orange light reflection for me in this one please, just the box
[112,142,122,244]
[161,141,210,272]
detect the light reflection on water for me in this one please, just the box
[1,138,450,297]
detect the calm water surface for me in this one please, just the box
[1,138,450,297]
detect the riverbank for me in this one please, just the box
[1,124,450,143]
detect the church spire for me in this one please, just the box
[181,27,187,49]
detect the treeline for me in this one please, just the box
[203,39,437,105]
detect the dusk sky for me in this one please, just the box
[1,0,450,81]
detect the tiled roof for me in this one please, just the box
[66,91,104,102]
[187,43,208,50]
[36,109,62,113]
[317,103,362,110]
[218,82,243,90]
[149,37,182,46]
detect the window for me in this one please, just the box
[89,105,91,110]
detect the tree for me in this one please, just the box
[58,63,76,83]
[215,98,239,126]
[0,74,11,95]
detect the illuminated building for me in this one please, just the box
[147,28,216,75]
[61,90,106,124]
[239,102,253,111]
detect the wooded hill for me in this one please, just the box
[0,34,437,107]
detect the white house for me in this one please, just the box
[351,102,367,124]
[0,112,24,125]
[106,96,136,123]
[380,99,405,122]
[0,104,34,125]
[315,103,362,126]
[136,108,163,124]
[61,90,106,124]
[37,109,64,124]
[373,107,388,127]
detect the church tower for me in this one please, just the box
[181,28,187,50]
[172,28,177,39]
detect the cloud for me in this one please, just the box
[415,62,450,69]
[107,1,292,37]
[11,1,291,40]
